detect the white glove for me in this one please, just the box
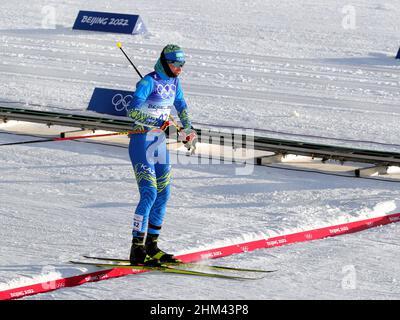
[178,128,197,154]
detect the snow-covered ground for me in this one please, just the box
[1,0,400,300]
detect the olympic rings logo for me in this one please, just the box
[112,94,133,112]
[156,84,176,100]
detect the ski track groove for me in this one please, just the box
[2,34,400,97]
[2,35,400,89]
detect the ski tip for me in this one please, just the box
[69,260,79,264]
[116,41,122,48]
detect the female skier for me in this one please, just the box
[127,44,196,266]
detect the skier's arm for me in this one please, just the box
[127,76,165,128]
[174,79,197,153]
[174,79,192,130]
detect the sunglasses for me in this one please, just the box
[168,60,185,68]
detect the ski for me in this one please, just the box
[69,260,262,280]
[82,255,276,273]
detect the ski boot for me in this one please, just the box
[129,237,162,266]
[145,233,182,264]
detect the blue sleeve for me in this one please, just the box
[128,76,154,111]
[127,76,164,128]
[174,79,192,129]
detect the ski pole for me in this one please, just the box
[0,129,145,147]
[116,42,143,79]
[168,114,183,132]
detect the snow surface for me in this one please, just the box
[1,0,400,300]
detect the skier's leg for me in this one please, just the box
[146,145,181,263]
[147,162,171,235]
[128,133,158,264]
[147,133,171,235]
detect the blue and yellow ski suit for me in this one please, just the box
[127,59,191,238]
